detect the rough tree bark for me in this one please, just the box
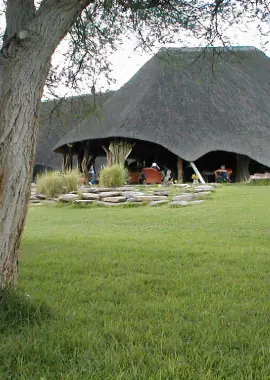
[0,0,92,289]
[235,154,250,182]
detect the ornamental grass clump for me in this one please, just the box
[99,164,128,188]
[36,170,80,197]
[64,170,80,193]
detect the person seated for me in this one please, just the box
[151,162,161,171]
[214,165,231,182]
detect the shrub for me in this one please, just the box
[63,170,80,193]
[99,164,128,188]
[248,179,270,186]
[36,170,80,197]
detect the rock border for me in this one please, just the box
[30,183,217,208]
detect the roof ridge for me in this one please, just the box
[158,46,260,53]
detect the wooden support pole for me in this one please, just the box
[177,157,183,183]
[77,150,84,173]
[63,145,73,171]
[62,153,67,172]
[190,162,205,184]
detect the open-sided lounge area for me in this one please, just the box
[51,47,270,184]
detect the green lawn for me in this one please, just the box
[1,185,270,379]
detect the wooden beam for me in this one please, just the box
[190,162,205,184]
[63,146,73,171]
[177,157,183,183]
[62,153,66,172]
[81,147,89,178]
[77,148,84,173]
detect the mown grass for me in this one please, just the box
[1,185,270,379]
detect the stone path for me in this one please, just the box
[30,183,218,207]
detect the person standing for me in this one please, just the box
[89,158,97,185]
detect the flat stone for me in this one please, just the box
[102,196,127,203]
[59,194,79,202]
[123,191,146,198]
[97,188,115,192]
[189,200,205,205]
[35,193,47,200]
[97,201,126,206]
[99,191,122,198]
[114,187,135,191]
[150,200,168,206]
[170,201,189,206]
[69,191,78,194]
[132,195,168,202]
[154,190,169,196]
[78,187,100,193]
[194,191,211,198]
[173,193,195,202]
[250,173,270,179]
[193,185,214,192]
[127,198,141,203]
[79,187,116,193]
[79,186,98,194]
[73,200,93,205]
[81,193,100,200]
[173,184,190,188]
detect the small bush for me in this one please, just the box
[36,171,64,197]
[99,164,128,188]
[63,170,80,193]
[248,179,270,186]
[36,170,80,197]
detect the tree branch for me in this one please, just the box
[33,0,95,46]
[4,0,36,42]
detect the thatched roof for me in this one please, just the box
[36,92,112,169]
[54,46,270,166]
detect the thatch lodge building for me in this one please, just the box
[35,92,111,177]
[38,46,270,182]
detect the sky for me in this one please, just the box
[0,4,269,99]
[106,26,269,91]
[46,13,270,98]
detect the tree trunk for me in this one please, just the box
[82,148,90,180]
[177,157,183,183]
[236,154,250,182]
[0,48,51,289]
[0,0,92,289]
[63,147,73,171]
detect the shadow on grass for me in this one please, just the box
[0,290,53,333]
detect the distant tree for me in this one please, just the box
[0,0,269,290]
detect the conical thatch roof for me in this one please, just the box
[54,47,270,166]
[36,92,112,169]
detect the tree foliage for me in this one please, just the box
[0,0,269,290]
[1,0,269,98]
